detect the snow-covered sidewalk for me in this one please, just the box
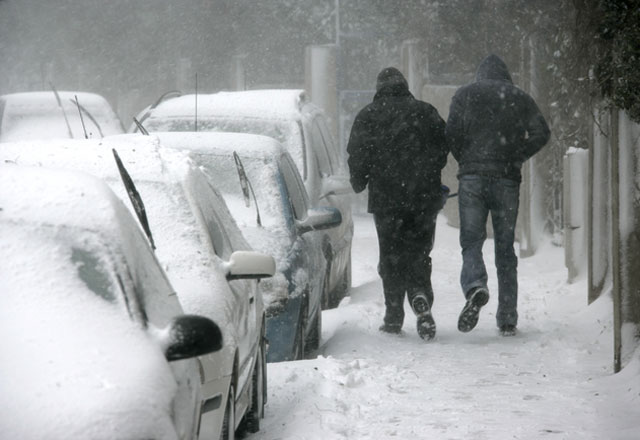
[248,214,640,440]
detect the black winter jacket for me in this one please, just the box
[446,54,551,182]
[347,68,448,214]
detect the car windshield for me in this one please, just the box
[190,151,287,232]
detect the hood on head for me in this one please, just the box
[475,54,513,83]
[376,67,409,92]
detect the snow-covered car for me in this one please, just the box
[0,164,222,440]
[152,131,343,362]
[0,90,125,142]
[134,89,353,309]
[0,135,276,439]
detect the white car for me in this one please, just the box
[152,131,342,362]
[0,164,222,440]
[0,135,275,439]
[134,89,353,309]
[0,90,125,141]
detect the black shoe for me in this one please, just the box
[499,324,517,337]
[411,294,436,340]
[457,287,490,333]
[379,323,402,334]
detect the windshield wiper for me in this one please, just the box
[132,117,149,135]
[233,151,261,227]
[50,83,73,138]
[112,148,156,249]
[70,96,104,138]
[134,90,181,130]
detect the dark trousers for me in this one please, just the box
[374,208,438,327]
[458,175,520,327]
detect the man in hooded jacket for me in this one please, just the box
[347,67,448,340]
[446,54,550,336]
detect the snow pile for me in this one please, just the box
[249,214,640,440]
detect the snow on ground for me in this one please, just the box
[247,213,640,440]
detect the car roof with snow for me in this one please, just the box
[152,130,285,160]
[0,91,124,141]
[148,89,309,121]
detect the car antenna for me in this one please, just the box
[112,148,156,249]
[49,83,73,138]
[71,97,104,138]
[132,117,149,135]
[194,73,198,132]
[74,95,89,139]
[233,151,262,227]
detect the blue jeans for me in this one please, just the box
[458,175,520,327]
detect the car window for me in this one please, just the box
[279,154,308,220]
[310,118,333,176]
[190,174,236,259]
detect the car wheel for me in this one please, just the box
[305,282,323,354]
[292,301,306,361]
[240,341,265,433]
[305,305,322,355]
[261,330,268,405]
[220,385,235,440]
[321,260,331,310]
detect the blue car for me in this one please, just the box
[154,131,343,362]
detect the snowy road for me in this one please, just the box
[246,214,639,440]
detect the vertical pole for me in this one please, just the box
[305,45,338,140]
[587,114,595,303]
[610,107,622,373]
[230,54,247,91]
[401,39,423,99]
[335,0,340,47]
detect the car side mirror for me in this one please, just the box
[296,207,342,234]
[224,250,276,280]
[162,315,223,362]
[319,175,353,200]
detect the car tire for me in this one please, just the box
[305,306,322,355]
[320,260,331,310]
[240,337,265,433]
[220,384,235,440]
[293,301,306,361]
[342,256,352,297]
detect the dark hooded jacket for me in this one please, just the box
[347,67,448,213]
[445,54,550,182]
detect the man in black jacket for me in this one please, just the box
[446,54,550,336]
[347,67,448,340]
